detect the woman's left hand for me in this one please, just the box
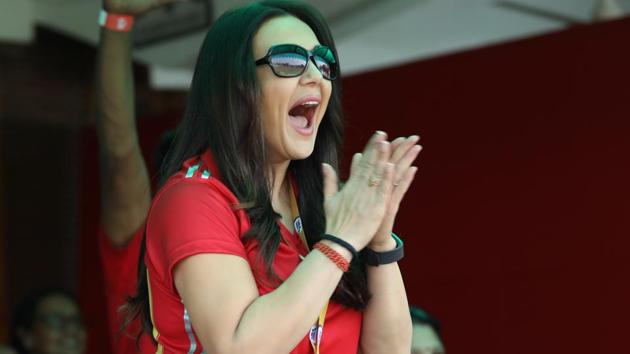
[368,134,422,250]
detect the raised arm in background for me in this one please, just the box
[96,0,182,246]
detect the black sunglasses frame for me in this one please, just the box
[255,44,338,81]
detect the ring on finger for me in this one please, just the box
[368,176,381,187]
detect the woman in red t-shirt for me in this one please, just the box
[125,1,422,353]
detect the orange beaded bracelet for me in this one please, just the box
[314,242,350,272]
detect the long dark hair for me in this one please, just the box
[126,0,369,341]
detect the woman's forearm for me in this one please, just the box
[360,237,412,354]
[187,241,351,354]
[234,248,343,352]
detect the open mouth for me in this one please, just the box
[288,100,319,130]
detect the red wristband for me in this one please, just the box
[98,9,134,32]
[314,242,350,272]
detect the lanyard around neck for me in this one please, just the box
[288,181,329,354]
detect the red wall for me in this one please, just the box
[342,18,630,354]
[79,18,630,354]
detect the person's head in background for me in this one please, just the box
[0,345,17,354]
[410,306,445,354]
[10,288,86,354]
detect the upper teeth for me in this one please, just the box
[301,101,319,108]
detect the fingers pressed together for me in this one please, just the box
[349,131,421,189]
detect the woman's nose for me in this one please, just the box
[300,58,324,84]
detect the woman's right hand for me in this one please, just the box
[322,131,396,251]
[103,0,186,15]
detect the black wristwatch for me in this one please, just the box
[361,233,404,266]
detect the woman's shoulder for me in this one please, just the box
[145,155,246,260]
[155,154,239,210]
[146,151,247,238]
[152,178,236,223]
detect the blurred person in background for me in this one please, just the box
[0,345,17,354]
[410,306,445,354]
[96,0,185,353]
[9,288,86,354]
[95,0,181,352]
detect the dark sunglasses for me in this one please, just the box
[255,44,338,80]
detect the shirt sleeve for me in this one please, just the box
[146,179,246,293]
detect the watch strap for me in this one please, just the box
[361,233,404,266]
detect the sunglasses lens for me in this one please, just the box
[314,56,333,80]
[313,47,337,80]
[268,52,308,77]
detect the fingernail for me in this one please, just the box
[410,135,420,141]
[375,130,386,135]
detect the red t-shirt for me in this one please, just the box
[99,226,156,354]
[144,150,362,353]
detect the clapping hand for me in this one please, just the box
[322,131,397,251]
[369,133,421,250]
